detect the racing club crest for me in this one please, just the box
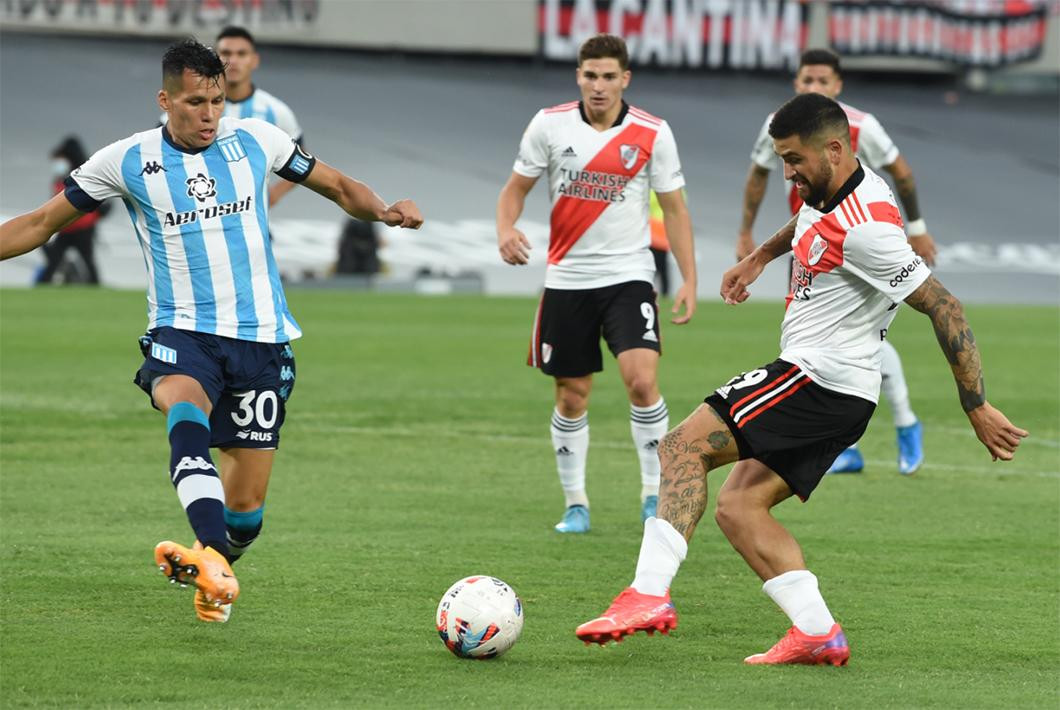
[185,173,217,203]
[619,144,640,171]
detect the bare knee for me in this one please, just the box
[714,488,746,538]
[555,378,591,417]
[624,374,659,406]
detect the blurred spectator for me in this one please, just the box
[36,136,108,285]
[649,190,671,296]
[336,218,382,275]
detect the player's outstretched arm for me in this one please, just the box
[496,172,537,265]
[882,156,937,266]
[0,193,85,260]
[656,188,697,324]
[904,275,1028,460]
[302,160,422,229]
[720,214,797,305]
[736,163,771,261]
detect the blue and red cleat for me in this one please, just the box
[575,587,678,644]
[744,623,849,666]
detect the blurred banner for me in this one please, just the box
[538,0,810,69]
[829,1,1050,67]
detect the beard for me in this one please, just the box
[800,160,834,207]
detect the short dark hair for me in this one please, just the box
[768,93,850,147]
[578,33,629,70]
[162,39,225,87]
[798,48,841,77]
[217,25,256,47]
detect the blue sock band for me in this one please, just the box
[167,401,210,434]
[224,506,264,530]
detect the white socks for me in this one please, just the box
[551,409,589,508]
[631,517,688,597]
[762,570,836,636]
[631,398,668,501]
[880,341,917,428]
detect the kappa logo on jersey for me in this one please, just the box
[542,343,553,364]
[807,234,829,266]
[139,161,167,176]
[216,135,247,163]
[619,144,640,170]
[185,173,217,203]
[163,195,254,227]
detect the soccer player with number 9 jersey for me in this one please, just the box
[496,34,698,535]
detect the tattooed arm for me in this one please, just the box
[735,164,771,260]
[904,275,1028,460]
[882,156,937,266]
[721,214,797,305]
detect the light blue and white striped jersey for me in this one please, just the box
[160,86,302,142]
[66,117,317,344]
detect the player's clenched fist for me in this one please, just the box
[498,227,532,265]
[382,200,423,229]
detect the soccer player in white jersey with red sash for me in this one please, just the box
[576,93,1026,665]
[496,34,697,534]
[0,40,422,623]
[737,48,939,476]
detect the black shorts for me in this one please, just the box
[133,327,296,449]
[527,280,661,377]
[704,359,875,501]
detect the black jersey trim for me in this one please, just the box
[275,142,316,183]
[820,161,865,214]
[63,176,102,212]
[579,100,629,128]
[161,126,208,155]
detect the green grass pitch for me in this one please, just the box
[1,288,1057,708]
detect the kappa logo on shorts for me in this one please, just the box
[542,343,553,364]
[150,342,177,364]
[808,234,828,266]
[619,144,640,171]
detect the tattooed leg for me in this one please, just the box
[657,404,740,542]
[714,460,803,581]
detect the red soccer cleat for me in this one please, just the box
[744,623,850,666]
[575,587,678,645]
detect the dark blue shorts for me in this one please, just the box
[134,327,296,449]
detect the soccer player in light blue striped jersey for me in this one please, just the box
[0,39,423,622]
[161,26,304,207]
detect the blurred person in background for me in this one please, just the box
[649,190,672,297]
[734,48,937,476]
[161,26,303,207]
[497,34,697,534]
[35,136,108,285]
[0,39,422,624]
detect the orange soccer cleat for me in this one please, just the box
[154,540,239,612]
[575,587,678,645]
[744,623,849,666]
[194,588,233,623]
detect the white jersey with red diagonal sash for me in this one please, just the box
[751,100,900,215]
[513,101,685,289]
[780,165,930,403]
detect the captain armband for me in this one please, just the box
[275,143,317,183]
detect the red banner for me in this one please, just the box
[829,1,1050,67]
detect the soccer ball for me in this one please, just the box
[436,576,523,659]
